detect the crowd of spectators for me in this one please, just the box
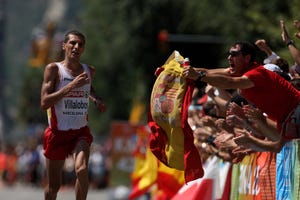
[186,19,300,199]
[0,136,110,189]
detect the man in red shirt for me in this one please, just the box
[183,41,300,141]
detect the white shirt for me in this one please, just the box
[47,62,91,130]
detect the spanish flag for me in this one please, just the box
[156,161,185,198]
[129,125,185,199]
[129,147,158,199]
[148,51,204,182]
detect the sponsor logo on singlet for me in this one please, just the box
[64,77,74,82]
[64,99,88,109]
[62,90,89,116]
[65,91,84,97]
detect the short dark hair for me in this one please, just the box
[273,58,289,73]
[226,94,248,108]
[202,101,217,118]
[233,41,257,62]
[64,30,86,45]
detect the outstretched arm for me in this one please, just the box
[233,129,283,153]
[281,20,300,67]
[243,105,280,141]
[182,66,254,89]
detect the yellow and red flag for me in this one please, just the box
[148,51,204,182]
[156,161,185,198]
[129,147,158,199]
[129,125,185,200]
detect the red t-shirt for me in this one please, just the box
[241,64,300,123]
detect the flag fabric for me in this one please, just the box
[230,153,259,200]
[229,151,276,200]
[172,178,214,200]
[148,51,204,182]
[129,125,185,200]
[156,161,185,198]
[129,126,157,200]
[276,141,293,200]
[220,164,232,200]
[215,160,232,200]
[172,156,231,200]
[257,152,276,200]
[276,139,300,200]
[129,99,146,124]
[230,163,240,200]
[293,139,300,199]
[129,147,158,199]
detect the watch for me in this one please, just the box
[196,71,207,82]
[286,40,295,47]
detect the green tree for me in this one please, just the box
[18,68,45,124]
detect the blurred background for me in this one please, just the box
[0,0,300,198]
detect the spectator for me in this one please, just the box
[255,39,291,79]
[183,40,300,141]
[255,39,280,65]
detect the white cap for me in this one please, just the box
[263,63,282,73]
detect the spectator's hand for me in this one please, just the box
[243,105,266,124]
[226,102,246,120]
[215,118,233,132]
[193,127,211,140]
[281,20,292,44]
[255,39,272,55]
[215,118,226,128]
[204,143,217,155]
[205,85,215,97]
[214,131,237,150]
[233,129,252,146]
[232,146,252,155]
[201,115,217,128]
[182,65,201,80]
[226,114,246,129]
[294,20,300,39]
[232,129,253,155]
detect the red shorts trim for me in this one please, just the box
[43,126,93,160]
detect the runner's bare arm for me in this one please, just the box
[88,65,106,112]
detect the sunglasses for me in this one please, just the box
[228,50,242,57]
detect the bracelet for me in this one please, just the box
[286,40,295,47]
[196,71,207,82]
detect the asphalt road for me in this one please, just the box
[0,184,110,200]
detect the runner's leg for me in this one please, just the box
[73,140,90,200]
[44,159,65,200]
